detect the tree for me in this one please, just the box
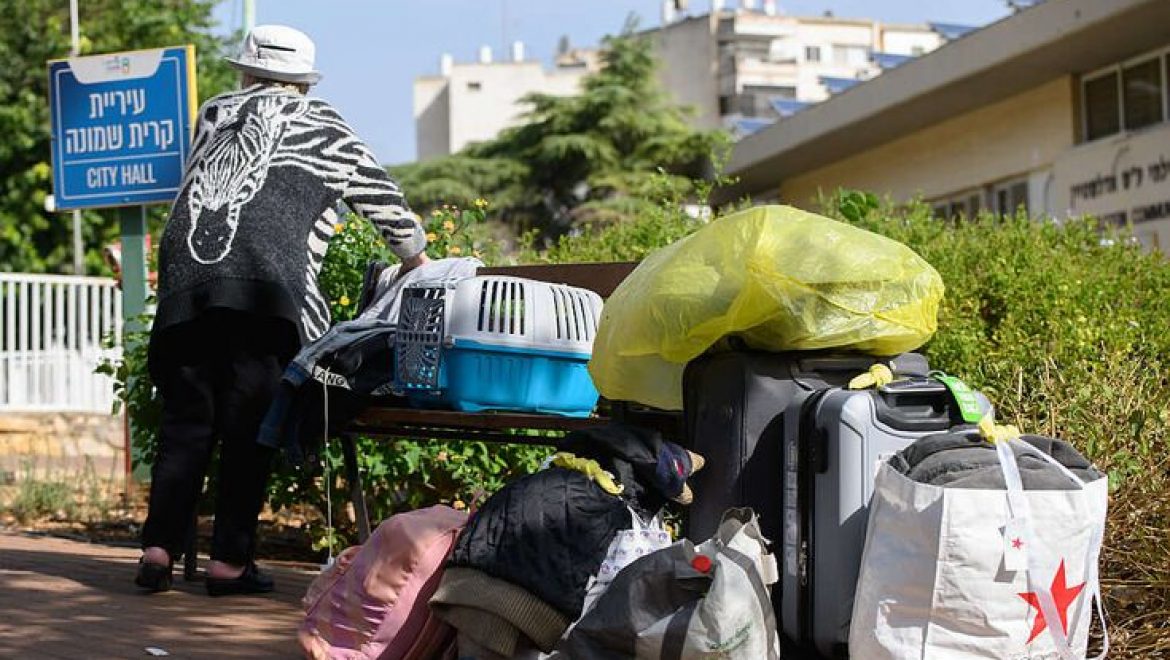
[391,22,728,237]
[0,0,236,275]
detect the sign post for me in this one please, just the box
[47,46,196,483]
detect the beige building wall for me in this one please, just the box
[414,60,592,160]
[779,77,1076,207]
[1051,120,1170,252]
[880,26,944,55]
[652,16,721,129]
[414,77,451,161]
[446,62,569,155]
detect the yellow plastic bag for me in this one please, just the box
[588,205,944,410]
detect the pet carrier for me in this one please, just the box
[394,276,602,417]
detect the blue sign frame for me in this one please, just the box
[48,46,197,210]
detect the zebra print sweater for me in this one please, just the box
[153,84,425,350]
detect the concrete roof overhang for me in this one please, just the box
[718,0,1170,203]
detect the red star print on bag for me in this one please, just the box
[1018,559,1086,644]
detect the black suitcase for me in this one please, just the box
[683,350,933,658]
[683,350,929,545]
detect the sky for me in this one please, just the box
[210,0,1012,166]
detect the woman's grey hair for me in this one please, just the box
[241,72,310,95]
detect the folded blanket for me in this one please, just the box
[890,428,1103,489]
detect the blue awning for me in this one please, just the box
[769,98,811,117]
[929,22,978,40]
[818,76,860,95]
[733,117,775,136]
[871,52,913,69]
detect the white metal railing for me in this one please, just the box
[0,273,123,413]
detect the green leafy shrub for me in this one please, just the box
[9,475,76,522]
[317,215,391,323]
[97,311,160,467]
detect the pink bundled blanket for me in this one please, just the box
[299,505,468,660]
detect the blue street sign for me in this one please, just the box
[48,46,197,210]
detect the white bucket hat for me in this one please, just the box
[226,25,322,85]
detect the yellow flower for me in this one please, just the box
[426,232,438,242]
[431,209,442,217]
[448,245,463,255]
[333,223,345,233]
[453,499,467,510]
[473,250,483,259]
[442,220,456,232]
[339,295,351,307]
[474,198,488,209]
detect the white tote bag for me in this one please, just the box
[665,508,783,660]
[850,437,1108,660]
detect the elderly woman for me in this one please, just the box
[136,25,427,596]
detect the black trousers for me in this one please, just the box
[142,310,297,565]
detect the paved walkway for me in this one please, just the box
[0,530,318,659]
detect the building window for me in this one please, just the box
[832,44,868,66]
[992,179,1029,217]
[1122,57,1163,131]
[805,46,821,63]
[745,84,796,99]
[467,81,482,92]
[1081,46,1170,142]
[932,191,982,220]
[1083,72,1120,141]
[967,194,982,217]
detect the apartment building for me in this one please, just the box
[649,0,956,136]
[414,43,599,160]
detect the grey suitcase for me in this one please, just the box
[782,377,968,658]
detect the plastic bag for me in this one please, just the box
[551,508,781,660]
[589,205,944,410]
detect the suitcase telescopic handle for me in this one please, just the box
[873,378,962,431]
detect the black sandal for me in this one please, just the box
[134,557,174,593]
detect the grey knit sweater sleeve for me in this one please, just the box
[341,137,427,259]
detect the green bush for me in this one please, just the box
[9,476,76,522]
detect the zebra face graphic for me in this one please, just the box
[185,99,308,264]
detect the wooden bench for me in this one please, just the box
[338,262,684,542]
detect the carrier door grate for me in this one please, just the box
[395,287,445,390]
